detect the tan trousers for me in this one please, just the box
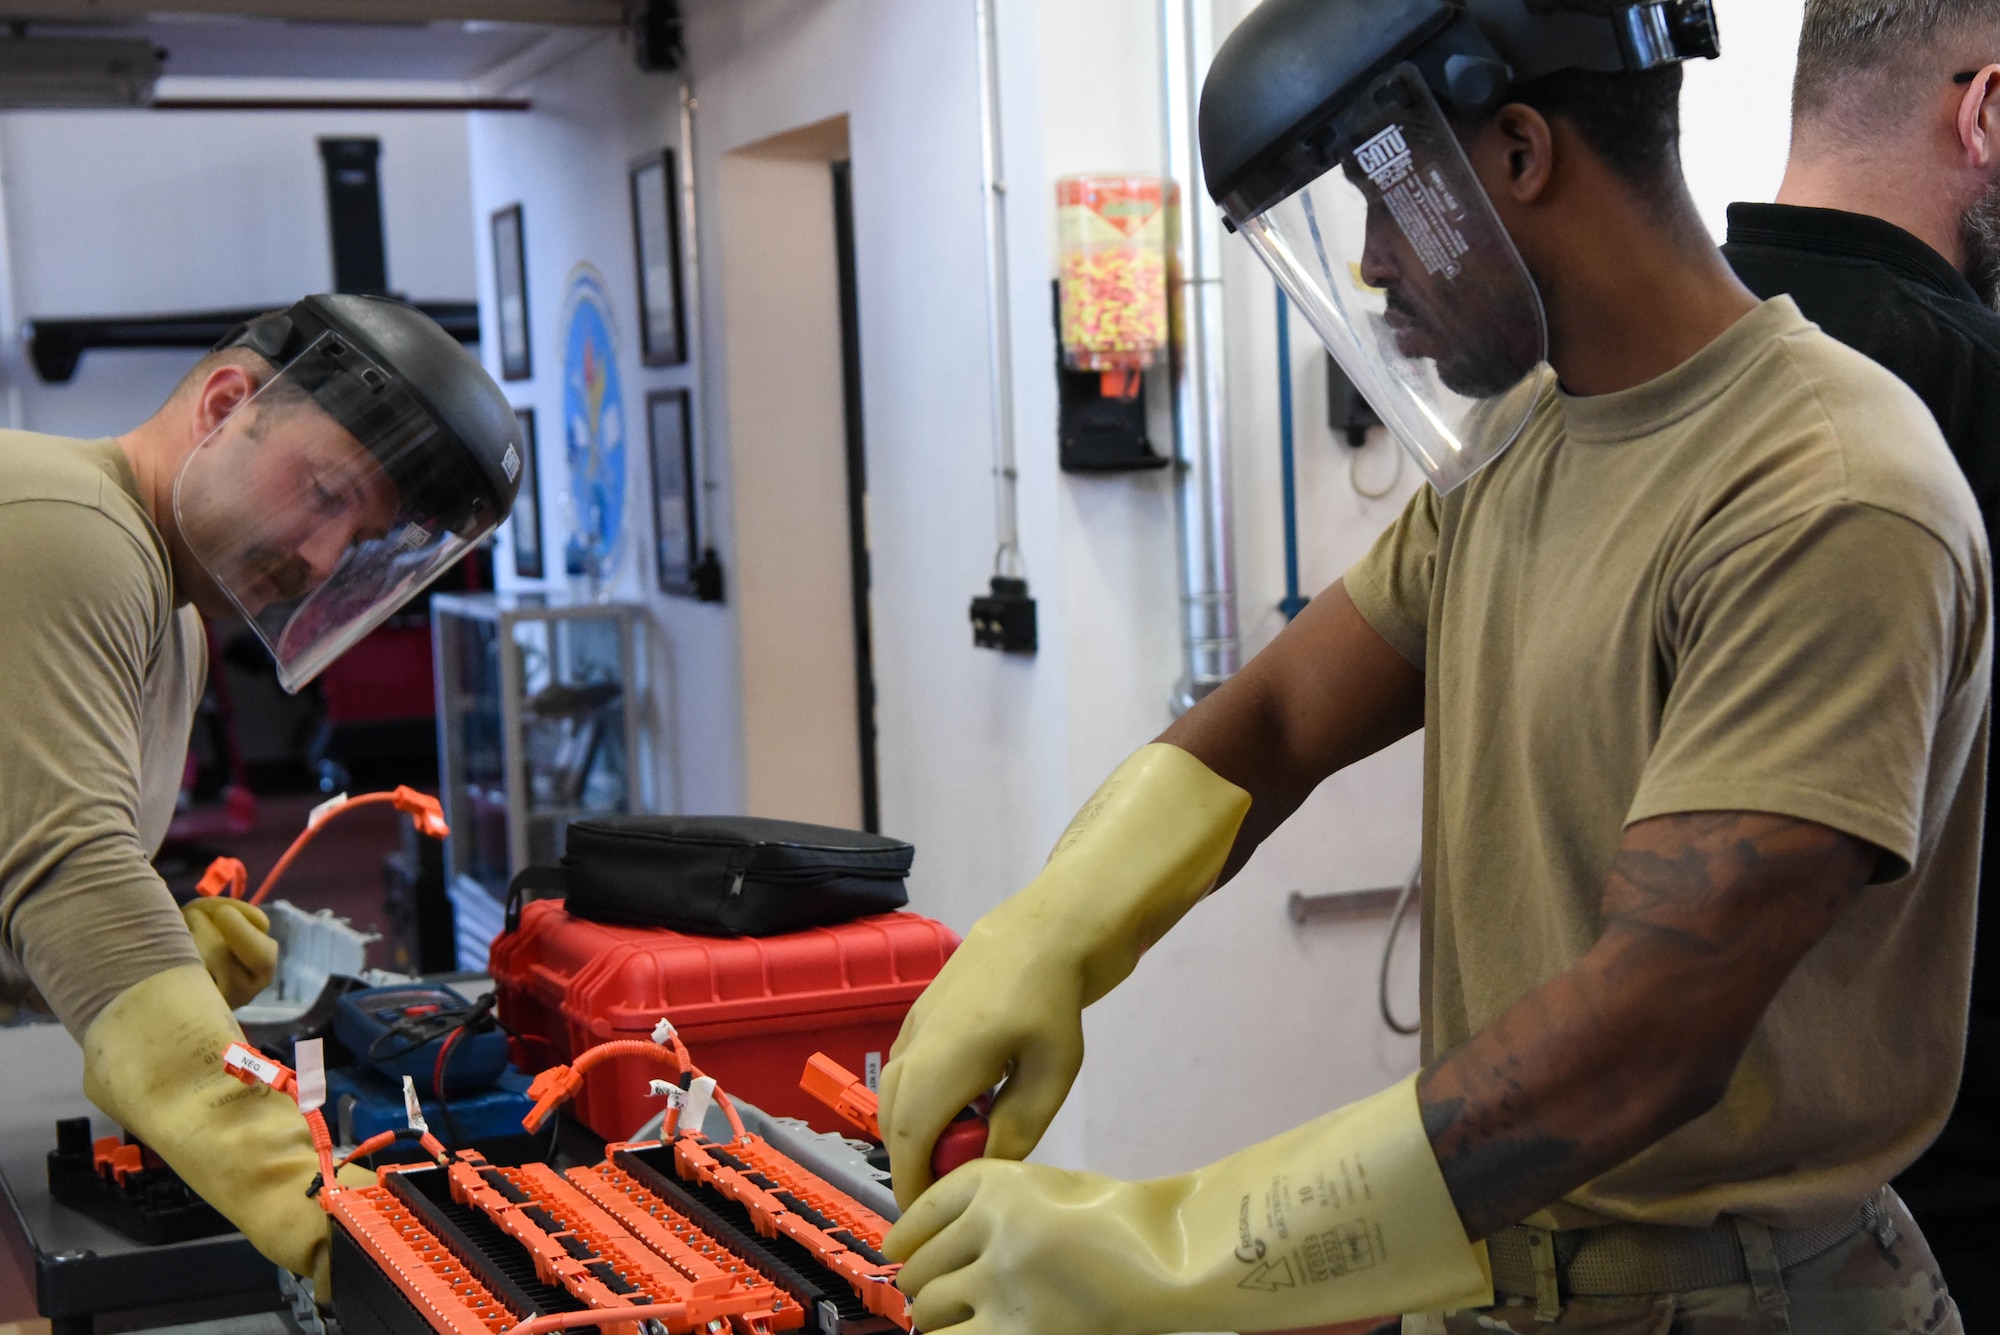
[1407,1191,1960,1335]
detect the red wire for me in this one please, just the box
[433,1027,460,1100]
[248,792,399,905]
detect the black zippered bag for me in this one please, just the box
[503,814,914,938]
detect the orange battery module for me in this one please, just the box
[226,1027,911,1335]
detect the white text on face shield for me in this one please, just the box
[1356,125,1414,189]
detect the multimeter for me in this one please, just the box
[331,984,509,1096]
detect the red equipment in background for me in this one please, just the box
[489,903,957,1142]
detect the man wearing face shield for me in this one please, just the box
[0,294,521,1299]
[878,2,1983,1332]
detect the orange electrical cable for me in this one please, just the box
[523,1040,686,1134]
[498,1302,690,1335]
[522,1033,749,1142]
[249,786,448,905]
[338,1131,400,1170]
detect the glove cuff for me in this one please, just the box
[1159,1074,1492,1331]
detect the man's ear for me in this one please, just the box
[1956,65,2000,176]
[1469,102,1557,206]
[190,364,259,440]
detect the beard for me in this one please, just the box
[1959,175,2000,312]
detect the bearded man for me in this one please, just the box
[1722,2,2000,1327]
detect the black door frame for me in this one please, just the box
[830,160,880,833]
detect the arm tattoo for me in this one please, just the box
[1417,810,1872,1241]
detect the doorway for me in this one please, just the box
[718,117,879,832]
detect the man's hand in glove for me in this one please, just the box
[883,1076,1489,1335]
[877,745,1251,1208]
[182,897,278,1009]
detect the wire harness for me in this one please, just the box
[222,1017,908,1335]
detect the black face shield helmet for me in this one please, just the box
[175,294,523,691]
[1199,0,1719,491]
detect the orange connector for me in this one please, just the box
[194,857,248,899]
[522,1065,586,1133]
[92,1137,149,1187]
[391,786,451,841]
[800,1053,990,1181]
[800,1053,882,1139]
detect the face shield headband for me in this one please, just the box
[173,330,491,693]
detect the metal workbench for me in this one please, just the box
[0,994,895,1334]
[0,1021,286,1335]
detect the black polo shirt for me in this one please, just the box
[1725,202,2000,1242]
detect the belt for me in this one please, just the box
[1487,1201,1877,1300]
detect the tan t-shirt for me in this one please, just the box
[1344,298,1992,1230]
[0,431,205,1036]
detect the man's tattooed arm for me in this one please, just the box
[1417,810,1876,1241]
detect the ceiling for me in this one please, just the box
[0,1,625,85]
[0,1,621,21]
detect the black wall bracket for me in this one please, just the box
[1055,282,1167,474]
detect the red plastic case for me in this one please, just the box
[490,901,958,1141]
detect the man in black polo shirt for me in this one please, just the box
[1723,2,2000,1325]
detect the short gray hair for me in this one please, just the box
[1796,1,2000,118]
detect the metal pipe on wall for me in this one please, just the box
[975,0,1024,580]
[1161,0,1239,715]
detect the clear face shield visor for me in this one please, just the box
[174,332,499,693]
[1233,63,1551,492]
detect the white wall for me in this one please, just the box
[1683,2,1806,239]
[679,0,1076,926]
[465,0,1812,1184]
[0,108,475,440]
[467,38,741,818]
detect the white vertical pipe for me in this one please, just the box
[975,0,1023,579]
[0,126,27,429]
[677,82,714,563]
[1163,0,1239,713]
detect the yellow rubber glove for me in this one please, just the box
[884,1074,1491,1335]
[82,964,331,1296]
[182,897,279,1009]
[878,743,1251,1208]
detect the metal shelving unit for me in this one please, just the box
[431,594,648,937]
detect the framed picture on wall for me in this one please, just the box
[648,389,699,595]
[629,150,688,366]
[492,203,532,381]
[510,407,545,579]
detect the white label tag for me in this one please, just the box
[682,1076,716,1133]
[864,1051,882,1092]
[402,1075,429,1133]
[224,1044,283,1087]
[296,1039,327,1113]
[307,793,348,830]
[502,442,522,483]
